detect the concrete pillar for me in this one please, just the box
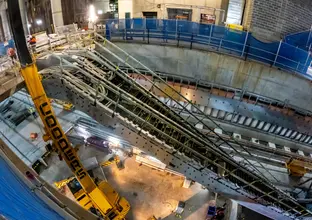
[218,161,226,177]
[0,1,10,40]
[221,0,230,24]
[94,0,110,14]
[228,200,238,220]
[118,0,133,19]
[18,0,30,35]
[51,0,64,28]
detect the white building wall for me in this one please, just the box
[51,0,64,27]
[118,0,133,19]
[127,0,227,24]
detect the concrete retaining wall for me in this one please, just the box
[105,42,312,111]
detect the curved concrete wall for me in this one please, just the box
[109,43,312,111]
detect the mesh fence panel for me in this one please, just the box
[277,43,310,73]
[284,31,312,51]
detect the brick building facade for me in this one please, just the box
[244,0,312,41]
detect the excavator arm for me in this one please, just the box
[8,0,129,218]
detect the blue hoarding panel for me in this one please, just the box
[89,19,312,78]
[0,157,63,220]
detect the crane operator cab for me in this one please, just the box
[58,167,130,219]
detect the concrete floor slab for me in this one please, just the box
[0,91,92,165]
[104,158,211,220]
[40,135,215,220]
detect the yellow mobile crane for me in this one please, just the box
[54,155,122,206]
[8,0,129,218]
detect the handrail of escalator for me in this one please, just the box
[93,34,278,181]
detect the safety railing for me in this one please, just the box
[35,35,67,53]
[35,31,93,54]
[0,30,93,58]
[284,29,312,51]
[100,18,312,79]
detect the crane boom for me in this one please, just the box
[8,0,129,218]
[21,64,113,208]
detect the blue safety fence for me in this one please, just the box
[284,30,312,51]
[277,43,311,74]
[103,18,312,78]
[247,36,279,66]
[0,156,62,220]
